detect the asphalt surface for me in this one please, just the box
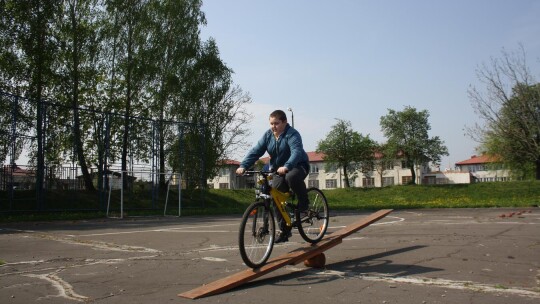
[1,208,539,303]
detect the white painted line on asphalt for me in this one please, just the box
[52,237,159,253]
[404,211,423,216]
[1,255,160,278]
[435,221,539,225]
[371,216,405,225]
[3,260,45,266]
[289,268,540,299]
[73,223,239,237]
[344,237,366,241]
[1,228,36,233]
[187,245,239,253]
[329,216,405,230]
[360,274,540,299]
[11,230,160,253]
[25,272,89,302]
[199,257,228,262]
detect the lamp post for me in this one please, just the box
[287,107,294,128]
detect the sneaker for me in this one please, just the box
[275,230,292,243]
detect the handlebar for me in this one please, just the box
[242,170,274,176]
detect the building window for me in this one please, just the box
[362,177,375,187]
[384,161,394,170]
[220,167,229,176]
[308,180,319,188]
[310,164,319,174]
[402,176,412,184]
[401,160,410,169]
[219,183,229,189]
[382,177,394,187]
[326,164,337,173]
[423,176,436,185]
[325,179,337,188]
[436,178,448,184]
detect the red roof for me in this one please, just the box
[2,165,35,176]
[243,151,392,164]
[455,155,500,165]
[219,159,240,166]
[307,151,325,162]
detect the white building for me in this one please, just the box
[454,155,510,182]
[207,153,511,190]
[207,159,242,189]
[208,152,471,189]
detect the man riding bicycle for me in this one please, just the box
[236,109,310,243]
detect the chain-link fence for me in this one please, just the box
[0,91,206,213]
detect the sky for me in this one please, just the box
[200,0,540,170]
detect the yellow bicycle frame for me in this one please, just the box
[269,187,292,228]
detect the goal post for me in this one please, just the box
[106,171,124,219]
[106,170,182,218]
[163,172,181,217]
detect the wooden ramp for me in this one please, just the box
[179,209,393,299]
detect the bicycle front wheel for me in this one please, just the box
[238,201,275,268]
[297,187,329,243]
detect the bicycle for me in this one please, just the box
[238,170,330,268]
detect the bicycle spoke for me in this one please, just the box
[297,188,329,243]
[239,202,275,268]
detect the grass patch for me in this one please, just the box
[1,180,538,222]
[324,180,540,210]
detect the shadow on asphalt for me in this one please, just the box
[238,245,440,290]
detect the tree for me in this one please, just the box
[373,142,395,188]
[51,0,103,191]
[1,0,253,194]
[174,39,253,186]
[145,0,205,188]
[102,0,152,189]
[380,106,448,184]
[1,0,61,205]
[316,119,376,188]
[468,45,540,180]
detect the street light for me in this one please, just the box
[287,107,294,128]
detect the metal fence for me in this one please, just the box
[0,91,205,213]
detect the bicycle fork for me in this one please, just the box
[251,201,272,238]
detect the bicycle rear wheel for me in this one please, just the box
[297,187,329,243]
[238,201,275,268]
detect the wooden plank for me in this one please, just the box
[331,209,394,239]
[179,209,393,299]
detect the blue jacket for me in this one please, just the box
[240,124,309,171]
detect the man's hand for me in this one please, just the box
[236,167,246,175]
[277,166,288,175]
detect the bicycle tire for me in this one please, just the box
[238,201,275,268]
[296,187,329,243]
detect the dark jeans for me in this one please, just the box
[272,166,308,231]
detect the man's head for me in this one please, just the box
[269,110,287,122]
[269,110,288,137]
